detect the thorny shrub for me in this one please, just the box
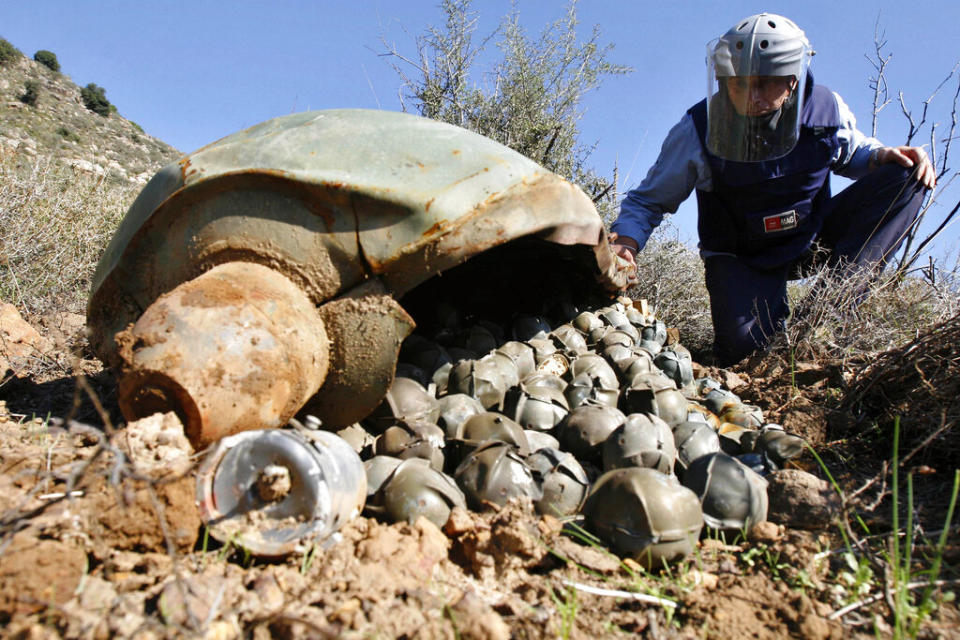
[844,312,960,468]
[627,231,959,363]
[55,126,80,143]
[0,151,139,317]
[774,259,960,362]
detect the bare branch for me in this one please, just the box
[867,15,960,272]
[939,69,960,177]
[898,62,958,146]
[898,90,920,145]
[868,16,893,137]
[899,194,960,273]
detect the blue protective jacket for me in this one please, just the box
[687,81,842,268]
[611,76,882,267]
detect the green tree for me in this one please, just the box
[33,49,60,72]
[0,37,22,65]
[383,0,630,212]
[80,83,112,116]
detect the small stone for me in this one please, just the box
[78,576,118,612]
[551,537,621,574]
[748,520,783,543]
[251,574,284,614]
[203,621,238,640]
[721,369,747,390]
[329,598,362,626]
[766,469,840,530]
[115,412,193,477]
[159,578,210,626]
[157,567,242,628]
[449,591,510,640]
[0,302,52,369]
[699,538,728,553]
[537,514,563,537]
[444,506,480,536]
[622,557,644,574]
[687,569,719,589]
[414,516,451,562]
[255,465,292,501]
[111,601,148,638]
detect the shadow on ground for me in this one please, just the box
[1,369,120,428]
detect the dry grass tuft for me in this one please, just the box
[626,223,713,355]
[778,260,960,362]
[0,151,138,317]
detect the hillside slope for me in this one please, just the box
[0,47,181,318]
[0,51,179,182]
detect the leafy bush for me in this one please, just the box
[20,80,39,106]
[0,37,22,65]
[56,125,80,142]
[80,83,112,116]
[33,49,60,72]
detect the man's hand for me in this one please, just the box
[608,232,639,268]
[874,146,937,189]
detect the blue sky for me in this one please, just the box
[2,1,958,259]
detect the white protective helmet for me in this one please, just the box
[705,14,814,162]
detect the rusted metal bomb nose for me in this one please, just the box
[116,261,330,448]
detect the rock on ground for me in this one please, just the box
[0,302,52,377]
[113,411,194,478]
[766,469,840,530]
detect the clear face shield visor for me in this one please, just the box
[705,37,811,162]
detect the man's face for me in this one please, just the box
[725,75,797,116]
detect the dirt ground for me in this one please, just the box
[1,314,958,639]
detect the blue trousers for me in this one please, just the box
[704,165,927,366]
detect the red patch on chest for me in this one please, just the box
[763,210,797,233]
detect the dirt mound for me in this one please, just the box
[693,354,845,447]
[843,311,960,470]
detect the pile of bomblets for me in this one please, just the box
[345,297,804,568]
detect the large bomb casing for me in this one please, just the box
[89,109,635,447]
